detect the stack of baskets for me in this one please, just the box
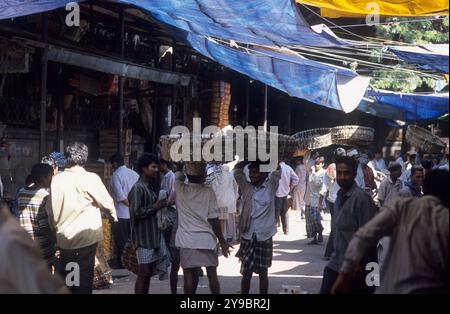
[210,81,231,128]
[330,125,374,147]
[160,130,298,163]
[160,133,229,164]
[228,129,299,162]
[291,125,374,152]
[292,128,332,151]
[406,125,446,154]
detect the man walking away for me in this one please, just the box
[47,142,117,294]
[110,153,139,268]
[319,156,378,294]
[332,169,448,294]
[305,157,326,245]
[292,156,307,219]
[275,160,299,235]
[18,163,56,268]
[234,160,281,294]
[174,163,231,294]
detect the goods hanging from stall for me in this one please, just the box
[406,125,446,154]
[210,81,231,128]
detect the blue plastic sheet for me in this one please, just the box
[389,45,449,73]
[364,89,449,121]
[187,34,368,112]
[0,0,369,112]
[0,0,349,47]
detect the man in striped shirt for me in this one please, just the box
[18,163,56,267]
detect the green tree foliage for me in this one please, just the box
[370,17,448,92]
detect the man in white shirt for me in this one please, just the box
[368,150,387,172]
[400,151,417,184]
[208,164,238,242]
[275,161,299,235]
[394,150,405,171]
[174,162,231,294]
[347,149,365,189]
[110,153,139,269]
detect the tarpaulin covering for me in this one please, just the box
[296,0,449,18]
[187,34,370,112]
[0,0,371,112]
[0,0,349,47]
[364,89,449,121]
[357,100,406,121]
[389,45,449,73]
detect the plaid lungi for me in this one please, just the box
[235,234,273,274]
[305,205,323,238]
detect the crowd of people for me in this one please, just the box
[0,141,448,294]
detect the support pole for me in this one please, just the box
[245,79,249,127]
[287,97,291,135]
[117,7,125,155]
[55,91,63,151]
[39,13,48,159]
[263,85,268,131]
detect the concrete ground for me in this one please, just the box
[94,210,331,294]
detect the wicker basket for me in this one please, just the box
[160,131,298,163]
[292,128,332,150]
[160,134,231,163]
[229,130,299,161]
[406,125,446,154]
[331,125,374,147]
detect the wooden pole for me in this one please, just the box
[245,79,249,127]
[117,7,125,155]
[263,85,268,131]
[39,13,48,159]
[287,97,291,135]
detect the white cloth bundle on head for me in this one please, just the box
[347,149,359,157]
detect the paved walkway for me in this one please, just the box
[94,210,331,294]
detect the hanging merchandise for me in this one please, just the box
[210,81,231,128]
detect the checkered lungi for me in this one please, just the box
[305,205,324,238]
[235,234,273,274]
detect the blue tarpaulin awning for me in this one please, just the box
[186,35,369,112]
[361,89,449,121]
[0,0,350,47]
[389,45,449,73]
[0,0,370,112]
